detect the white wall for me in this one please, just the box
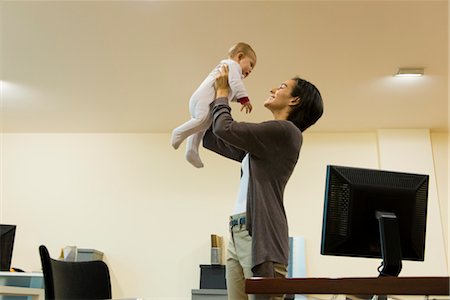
[1,131,448,299]
[427,132,448,266]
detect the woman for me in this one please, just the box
[203,64,323,300]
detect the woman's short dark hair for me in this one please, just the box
[287,77,324,132]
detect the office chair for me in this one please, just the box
[39,245,112,299]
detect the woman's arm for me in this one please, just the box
[201,65,247,161]
[209,65,288,159]
[202,125,246,162]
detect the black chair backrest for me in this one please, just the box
[39,245,112,300]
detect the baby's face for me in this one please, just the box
[238,53,256,78]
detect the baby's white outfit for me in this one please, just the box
[171,59,249,168]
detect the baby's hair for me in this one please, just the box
[228,42,256,59]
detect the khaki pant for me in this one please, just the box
[226,215,287,300]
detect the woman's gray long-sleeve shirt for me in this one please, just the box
[203,97,303,269]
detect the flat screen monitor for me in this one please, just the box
[321,165,429,276]
[0,224,16,271]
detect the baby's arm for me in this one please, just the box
[227,62,249,100]
[227,62,252,113]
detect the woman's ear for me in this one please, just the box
[289,96,301,107]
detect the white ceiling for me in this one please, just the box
[1,1,448,133]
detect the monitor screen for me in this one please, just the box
[0,224,16,271]
[321,165,429,276]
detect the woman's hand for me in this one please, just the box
[215,64,230,98]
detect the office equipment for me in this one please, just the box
[246,276,450,295]
[59,247,104,262]
[39,245,111,299]
[199,265,226,289]
[193,263,227,299]
[0,225,16,271]
[76,249,104,262]
[0,285,44,300]
[321,165,429,276]
[287,237,306,300]
[210,234,223,265]
[191,289,227,300]
[0,271,44,300]
[288,237,306,278]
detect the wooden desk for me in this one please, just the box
[246,277,450,295]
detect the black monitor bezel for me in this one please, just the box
[320,165,429,263]
[0,224,16,271]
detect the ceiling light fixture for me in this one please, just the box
[394,68,424,77]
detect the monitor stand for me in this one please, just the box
[373,211,403,300]
[376,211,402,277]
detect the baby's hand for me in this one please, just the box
[241,102,253,114]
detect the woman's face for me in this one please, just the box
[264,79,297,112]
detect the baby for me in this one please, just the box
[171,42,256,168]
